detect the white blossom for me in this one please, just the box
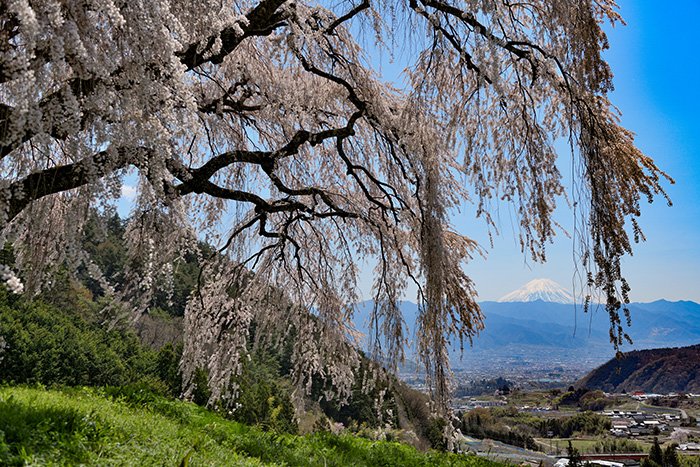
[0,265,24,294]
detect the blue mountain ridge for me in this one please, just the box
[351,299,700,369]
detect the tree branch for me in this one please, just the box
[2,147,140,221]
[326,0,370,33]
[1,0,290,159]
[176,0,289,69]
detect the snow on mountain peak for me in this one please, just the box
[497,278,575,304]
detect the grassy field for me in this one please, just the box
[0,386,504,466]
[534,438,602,454]
[533,437,650,454]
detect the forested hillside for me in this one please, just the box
[0,213,446,449]
[578,345,700,393]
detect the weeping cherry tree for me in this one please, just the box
[0,0,671,408]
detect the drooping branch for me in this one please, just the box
[2,147,140,221]
[1,0,291,159]
[176,0,290,69]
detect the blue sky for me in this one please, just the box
[358,1,700,303]
[608,0,700,302]
[461,1,700,302]
[115,2,698,303]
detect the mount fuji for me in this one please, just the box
[352,279,700,371]
[497,278,575,304]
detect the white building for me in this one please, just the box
[555,459,624,467]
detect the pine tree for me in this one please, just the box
[567,440,583,467]
[648,437,664,467]
[662,443,680,467]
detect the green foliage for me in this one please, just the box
[156,343,183,397]
[313,416,332,433]
[152,255,201,317]
[0,390,110,465]
[536,411,611,438]
[0,289,162,388]
[681,415,697,428]
[318,357,398,430]
[554,387,609,411]
[642,438,680,467]
[425,417,448,451]
[81,211,203,317]
[0,386,503,466]
[650,438,665,465]
[0,285,187,404]
[0,242,15,268]
[83,213,126,273]
[460,405,611,452]
[592,438,644,453]
[229,351,297,433]
[578,390,608,411]
[567,440,583,467]
[460,408,539,451]
[191,367,211,407]
[663,444,680,467]
[678,454,700,467]
[38,268,97,317]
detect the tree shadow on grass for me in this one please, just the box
[0,395,108,465]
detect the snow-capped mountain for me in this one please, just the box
[497,278,575,304]
[352,297,700,370]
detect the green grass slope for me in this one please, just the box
[0,386,502,466]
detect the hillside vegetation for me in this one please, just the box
[0,386,501,466]
[0,269,449,445]
[578,345,700,393]
[0,213,459,458]
[0,288,490,464]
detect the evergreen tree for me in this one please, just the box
[642,437,665,467]
[567,440,583,467]
[662,444,680,467]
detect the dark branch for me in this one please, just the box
[3,147,140,221]
[176,0,289,69]
[327,0,370,33]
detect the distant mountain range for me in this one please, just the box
[577,344,700,394]
[352,279,700,371]
[497,278,575,304]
